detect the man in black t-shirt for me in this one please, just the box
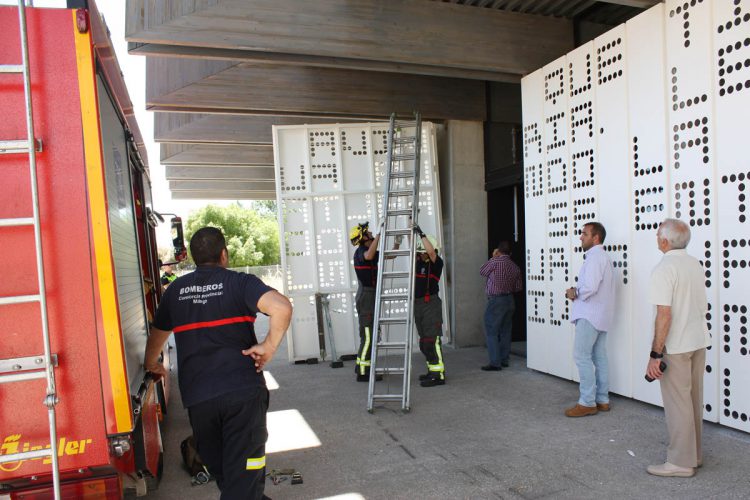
[412,227,446,387]
[144,227,292,499]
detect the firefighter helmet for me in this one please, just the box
[350,222,370,246]
[416,234,439,254]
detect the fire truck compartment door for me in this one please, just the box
[97,75,148,395]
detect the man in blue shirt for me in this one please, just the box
[564,222,616,417]
[145,227,292,499]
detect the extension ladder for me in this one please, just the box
[366,112,422,412]
[0,2,62,498]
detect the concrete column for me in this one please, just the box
[438,120,487,347]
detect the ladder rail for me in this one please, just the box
[12,3,62,497]
[367,112,422,412]
[366,114,396,411]
[403,112,423,410]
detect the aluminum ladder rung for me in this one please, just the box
[393,137,416,145]
[0,139,42,154]
[394,120,417,128]
[383,249,411,257]
[0,294,41,306]
[0,448,53,464]
[392,154,416,161]
[371,394,404,402]
[375,367,406,375]
[0,217,34,227]
[385,209,413,217]
[376,341,408,349]
[389,171,416,179]
[0,354,58,384]
[385,228,412,236]
[0,64,23,73]
[386,190,414,197]
[0,370,47,384]
[377,317,407,325]
[382,271,410,279]
[379,293,409,302]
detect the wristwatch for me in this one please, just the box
[649,350,663,359]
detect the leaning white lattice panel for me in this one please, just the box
[712,0,750,432]
[521,0,750,432]
[521,68,550,373]
[665,0,720,423]
[626,4,670,409]
[274,121,445,362]
[594,24,633,398]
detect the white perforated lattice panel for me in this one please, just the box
[522,1,750,432]
[274,122,447,362]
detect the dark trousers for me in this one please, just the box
[188,387,269,500]
[414,297,445,379]
[355,286,375,374]
[484,294,515,366]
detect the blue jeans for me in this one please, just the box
[484,294,515,367]
[573,319,609,407]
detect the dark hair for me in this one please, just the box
[189,227,226,265]
[584,222,607,244]
[497,240,512,255]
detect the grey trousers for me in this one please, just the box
[659,347,706,468]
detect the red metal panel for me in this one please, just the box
[0,7,111,479]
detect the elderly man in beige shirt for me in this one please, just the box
[646,218,710,478]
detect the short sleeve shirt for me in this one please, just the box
[414,255,443,300]
[152,266,273,407]
[649,249,710,354]
[353,245,378,288]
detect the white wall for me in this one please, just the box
[522,0,750,433]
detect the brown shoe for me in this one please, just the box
[647,462,695,477]
[597,403,610,412]
[565,404,598,417]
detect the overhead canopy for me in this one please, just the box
[125,0,660,200]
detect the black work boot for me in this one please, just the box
[356,369,382,382]
[420,374,445,387]
[418,372,431,381]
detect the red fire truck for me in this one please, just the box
[1,2,175,497]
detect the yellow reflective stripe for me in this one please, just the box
[359,327,372,374]
[428,337,445,372]
[246,456,266,470]
[363,326,371,359]
[73,12,132,433]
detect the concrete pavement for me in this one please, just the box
[147,338,750,500]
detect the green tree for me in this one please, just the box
[184,203,280,267]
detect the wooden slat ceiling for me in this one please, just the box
[124,0,659,200]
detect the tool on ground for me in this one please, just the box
[315,293,344,368]
[267,468,302,485]
[320,293,344,368]
[315,292,328,362]
[366,112,423,413]
[0,3,61,498]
